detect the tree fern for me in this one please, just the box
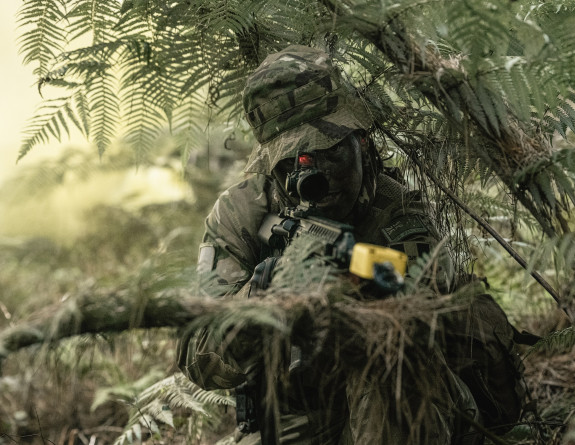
[14,0,575,307]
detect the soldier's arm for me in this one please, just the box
[370,173,455,291]
[386,190,455,292]
[197,175,274,296]
[178,175,273,389]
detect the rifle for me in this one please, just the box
[235,378,278,445]
[256,151,408,292]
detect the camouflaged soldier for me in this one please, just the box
[196,46,447,297]
[177,45,480,444]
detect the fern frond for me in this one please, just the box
[513,147,575,220]
[471,81,501,137]
[525,234,575,291]
[17,0,67,76]
[171,94,212,168]
[15,0,575,239]
[120,82,165,162]
[18,96,75,160]
[65,0,122,43]
[447,0,514,62]
[137,373,234,410]
[73,90,90,137]
[114,415,158,445]
[113,372,234,444]
[507,64,533,123]
[527,326,575,356]
[87,71,120,155]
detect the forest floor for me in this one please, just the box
[0,324,573,445]
[513,346,575,445]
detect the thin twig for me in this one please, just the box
[383,129,572,323]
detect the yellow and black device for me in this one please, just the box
[349,243,407,279]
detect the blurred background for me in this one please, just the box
[1,0,186,241]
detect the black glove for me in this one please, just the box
[372,261,405,296]
[248,256,280,296]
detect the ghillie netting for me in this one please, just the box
[0,236,528,444]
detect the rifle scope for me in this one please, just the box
[285,153,330,203]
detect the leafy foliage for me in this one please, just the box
[0,176,220,442]
[17,0,575,238]
[17,0,67,77]
[527,326,575,357]
[112,373,234,445]
[9,0,575,443]
[0,149,573,443]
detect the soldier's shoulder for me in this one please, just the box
[373,171,420,208]
[224,173,269,193]
[216,174,271,205]
[368,172,438,242]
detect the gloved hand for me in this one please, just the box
[248,256,280,296]
[176,320,265,391]
[372,261,405,296]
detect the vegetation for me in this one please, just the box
[0,143,242,443]
[2,0,575,443]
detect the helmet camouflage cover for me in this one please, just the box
[243,45,373,175]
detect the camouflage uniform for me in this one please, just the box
[196,45,447,298]
[177,46,478,444]
[194,171,443,298]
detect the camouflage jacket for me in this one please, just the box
[177,171,448,390]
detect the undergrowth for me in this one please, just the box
[0,145,573,444]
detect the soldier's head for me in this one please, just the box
[242,45,376,221]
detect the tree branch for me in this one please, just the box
[0,287,222,364]
[382,128,572,322]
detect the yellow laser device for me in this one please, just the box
[349,243,408,279]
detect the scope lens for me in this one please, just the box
[297,171,329,202]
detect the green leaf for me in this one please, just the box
[509,65,531,122]
[474,82,500,136]
[549,164,575,206]
[535,171,556,210]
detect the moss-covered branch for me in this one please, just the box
[0,287,222,363]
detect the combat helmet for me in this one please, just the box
[242,45,373,175]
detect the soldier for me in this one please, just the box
[177,45,521,444]
[196,45,447,298]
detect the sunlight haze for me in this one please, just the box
[0,1,189,242]
[0,1,79,177]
